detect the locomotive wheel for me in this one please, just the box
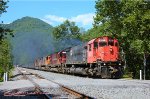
[113,70,122,79]
[61,64,65,73]
[101,67,111,79]
[62,69,65,73]
[48,66,51,71]
[57,66,61,72]
[87,68,94,77]
[114,67,123,79]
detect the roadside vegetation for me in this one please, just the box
[0,1,13,81]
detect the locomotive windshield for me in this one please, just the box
[99,38,107,46]
[108,38,114,46]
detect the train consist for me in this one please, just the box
[34,36,124,78]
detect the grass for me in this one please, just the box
[122,72,133,80]
[9,67,15,80]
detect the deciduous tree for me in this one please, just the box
[52,20,81,40]
[0,0,13,41]
[0,0,13,81]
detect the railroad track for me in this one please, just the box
[16,67,94,99]
[11,67,50,99]
[34,73,94,99]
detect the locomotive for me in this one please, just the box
[34,36,124,78]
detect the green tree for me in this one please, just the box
[0,0,13,41]
[0,40,13,81]
[52,20,81,40]
[0,0,13,81]
[0,0,7,15]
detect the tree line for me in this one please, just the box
[0,0,13,81]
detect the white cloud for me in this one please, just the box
[4,22,11,24]
[41,18,53,25]
[70,13,95,26]
[42,13,95,29]
[44,15,66,23]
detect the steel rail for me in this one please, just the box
[17,67,51,99]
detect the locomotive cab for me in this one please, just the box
[59,51,66,64]
[87,36,120,64]
[98,37,119,62]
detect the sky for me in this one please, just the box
[1,0,96,30]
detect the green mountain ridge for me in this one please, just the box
[7,16,53,32]
[7,16,54,65]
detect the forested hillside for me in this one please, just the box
[5,17,54,65]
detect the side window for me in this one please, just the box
[89,44,91,51]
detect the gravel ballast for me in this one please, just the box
[11,68,150,99]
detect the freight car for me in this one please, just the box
[34,36,124,78]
